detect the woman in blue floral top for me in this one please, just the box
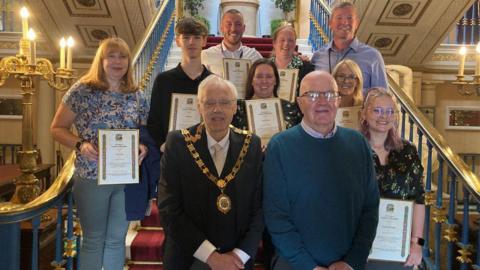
[360,88,425,270]
[50,37,149,270]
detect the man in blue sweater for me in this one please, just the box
[263,71,379,270]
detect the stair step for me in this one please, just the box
[140,202,161,227]
[130,230,165,262]
[128,264,163,270]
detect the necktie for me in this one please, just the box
[212,143,224,176]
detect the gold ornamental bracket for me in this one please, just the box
[456,243,474,264]
[443,223,459,242]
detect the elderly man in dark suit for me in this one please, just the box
[158,74,264,270]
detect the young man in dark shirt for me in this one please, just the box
[147,17,211,148]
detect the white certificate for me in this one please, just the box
[223,58,251,99]
[335,106,361,130]
[98,129,139,185]
[168,93,201,131]
[245,98,285,145]
[368,198,414,262]
[277,69,299,102]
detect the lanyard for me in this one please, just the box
[328,47,353,73]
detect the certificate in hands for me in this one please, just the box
[277,69,299,102]
[98,129,139,185]
[223,58,251,99]
[169,93,201,131]
[245,98,285,145]
[368,198,414,262]
[335,106,361,130]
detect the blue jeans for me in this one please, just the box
[73,176,129,270]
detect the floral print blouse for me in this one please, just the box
[372,139,425,204]
[231,99,302,131]
[63,82,149,180]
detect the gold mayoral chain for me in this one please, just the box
[181,123,252,214]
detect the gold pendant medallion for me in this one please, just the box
[216,193,231,214]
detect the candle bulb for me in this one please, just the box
[20,7,29,40]
[60,38,66,69]
[66,36,74,70]
[27,28,36,65]
[475,42,480,76]
[458,46,467,77]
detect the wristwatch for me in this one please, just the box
[411,236,425,246]
[75,140,84,152]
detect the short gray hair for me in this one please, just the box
[330,1,357,18]
[197,75,238,100]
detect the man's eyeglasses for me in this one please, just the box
[300,91,340,102]
[202,99,236,109]
[335,74,357,81]
[371,107,396,117]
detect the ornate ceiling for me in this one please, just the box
[354,0,477,68]
[0,0,157,64]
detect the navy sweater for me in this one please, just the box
[263,125,379,270]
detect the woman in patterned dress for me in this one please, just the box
[50,37,149,270]
[270,24,314,98]
[360,88,425,270]
[231,58,302,131]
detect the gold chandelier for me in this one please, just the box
[452,43,480,96]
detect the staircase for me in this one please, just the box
[126,201,164,269]
[164,37,313,71]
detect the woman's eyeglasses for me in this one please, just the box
[370,107,396,117]
[335,74,357,81]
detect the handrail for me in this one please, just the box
[0,152,75,222]
[387,75,480,199]
[309,0,332,52]
[132,0,172,64]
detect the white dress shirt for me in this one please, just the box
[201,42,262,78]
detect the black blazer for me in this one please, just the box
[158,124,264,269]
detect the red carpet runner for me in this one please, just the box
[127,200,266,269]
[128,36,273,269]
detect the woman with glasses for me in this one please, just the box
[360,88,425,270]
[331,59,364,129]
[232,58,302,131]
[332,59,363,107]
[271,25,314,97]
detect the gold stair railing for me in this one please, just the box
[388,74,480,269]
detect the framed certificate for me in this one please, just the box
[368,198,414,262]
[98,129,139,185]
[335,106,361,130]
[277,69,299,102]
[223,58,251,99]
[245,98,285,145]
[168,93,201,131]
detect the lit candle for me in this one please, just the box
[27,28,36,64]
[20,7,29,40]
[66,36,74,70]
[458,46,467,76]
[60,38,66,69]
[475,42,480,76]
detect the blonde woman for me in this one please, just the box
[332,59,363,107]
[360,88,425,270]
[50,37,149,269]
